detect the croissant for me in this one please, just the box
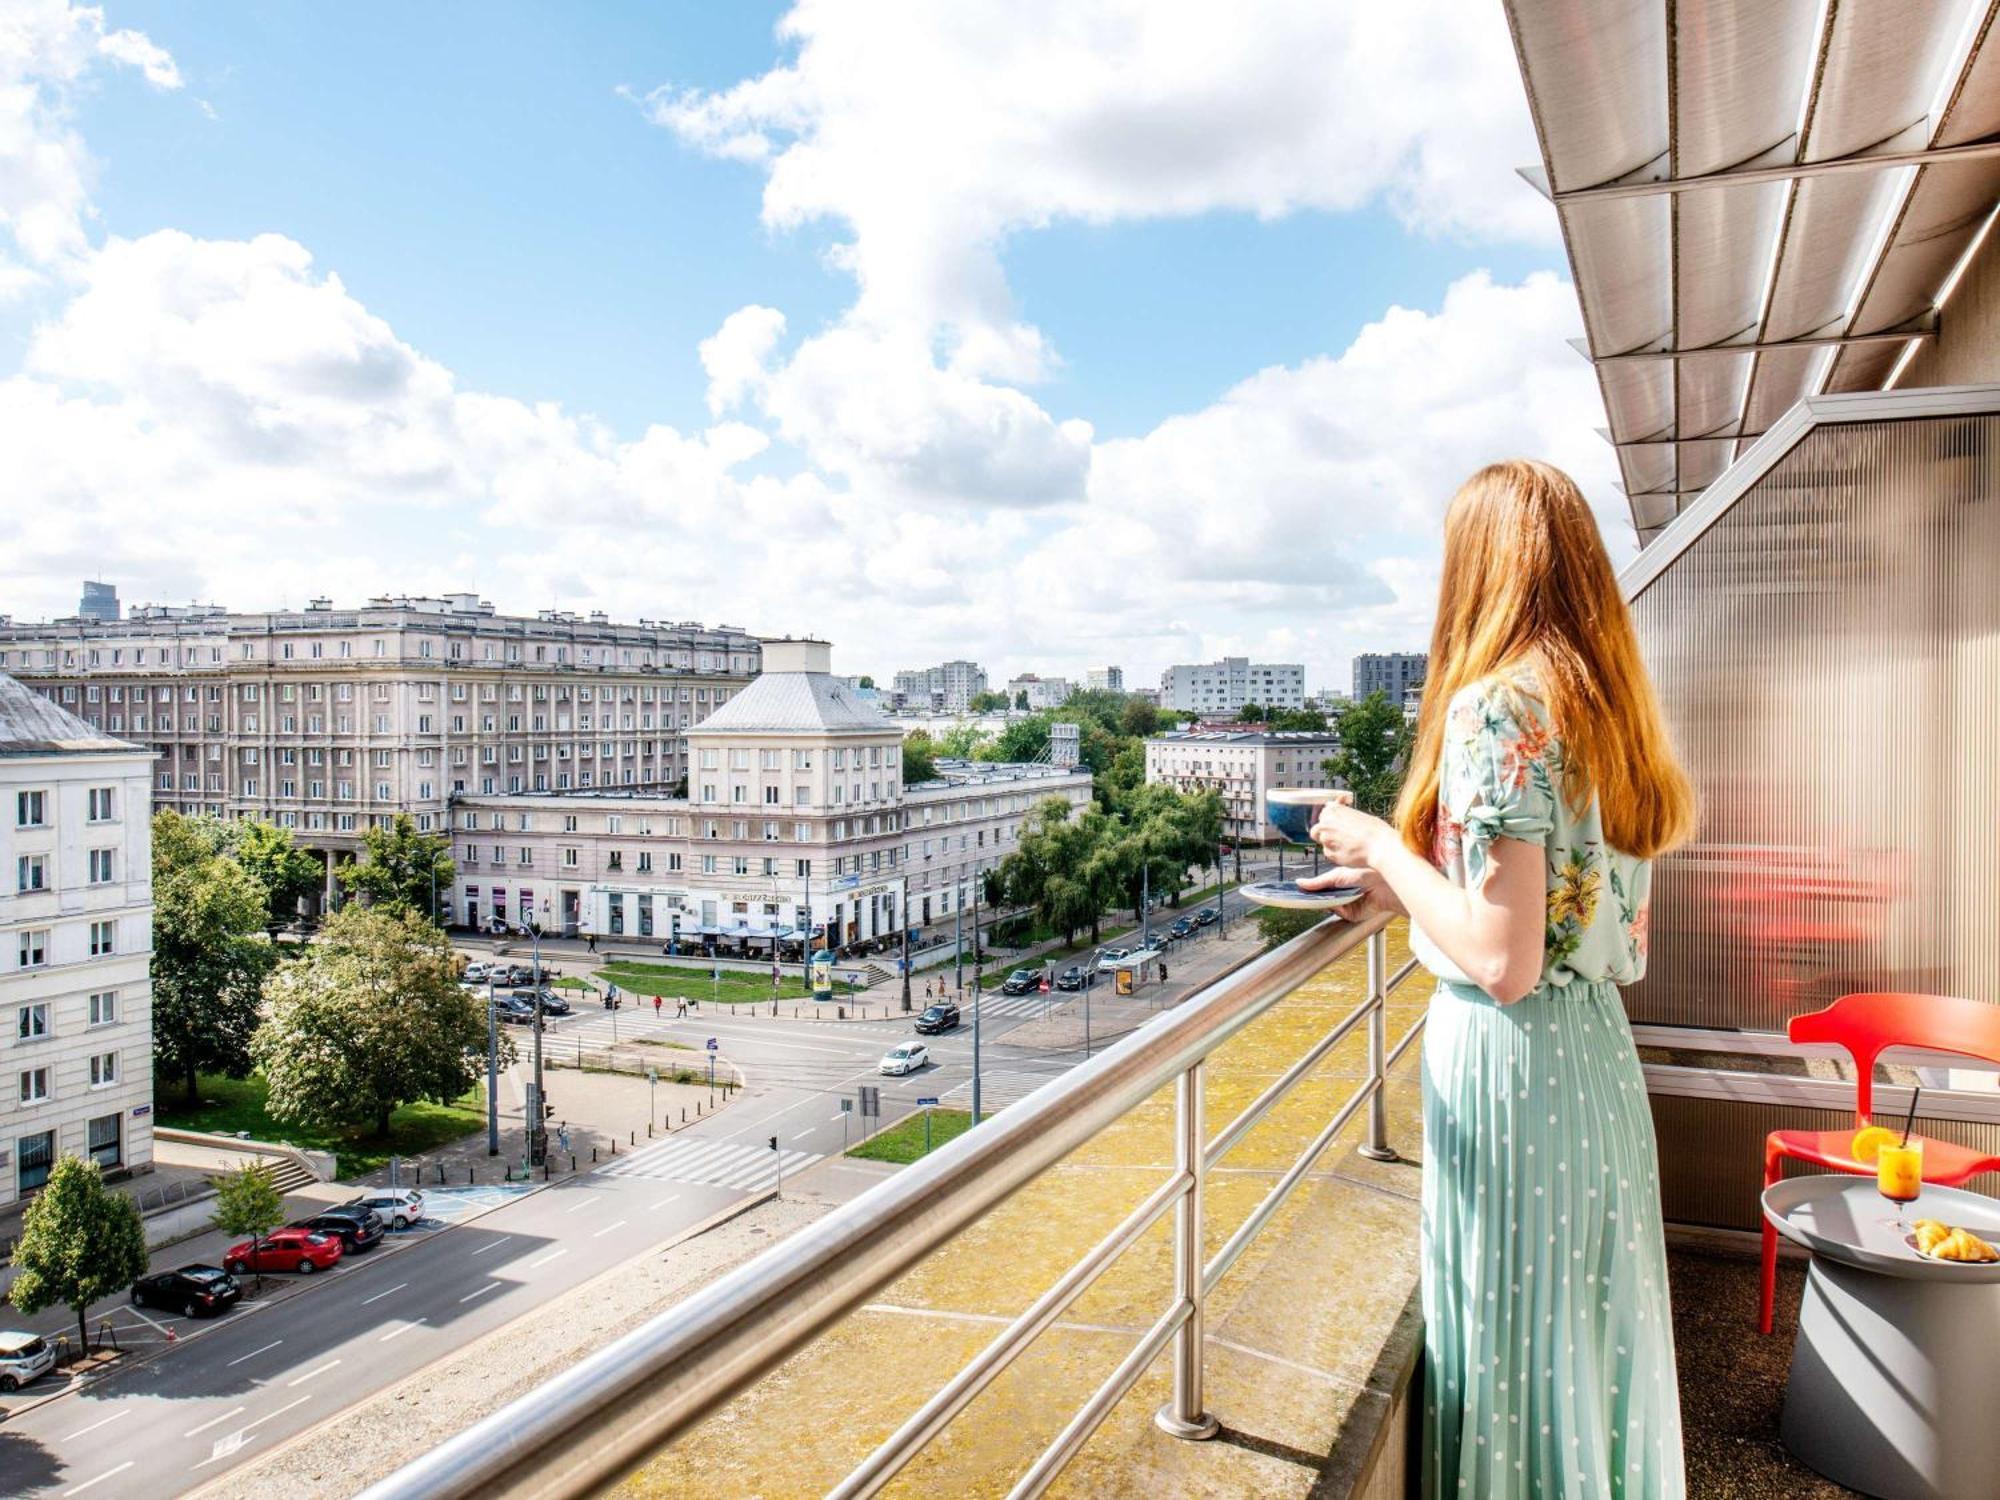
[1933,1227,1998,1263]
[1914,1219,1952,1255]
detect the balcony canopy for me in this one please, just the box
[1505,0,2000,543]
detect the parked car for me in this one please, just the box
[510,986,572,1017]
[914,1003,960,1035]
[495,994,540,1026]
[1195,907,1220,927]
[1054,966,1086,992]
[504,963,537,985]
[292,1205,385,1254]
[1000,969,1038,996]
[1170,917,1196,939]
[463,961,493,983]
[879,1041,930,1076]
[349,1189,425,1230]
[1097,946,1130,965]
[0,1331,55,1392]
[223,1227,344,1276]
[131,1264,241,1318]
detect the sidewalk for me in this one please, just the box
[998,919,1264,1052]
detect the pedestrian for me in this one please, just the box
[1159,962,1168,983]
[654,993,662,1017]
[585,931,598,954]
[676,997,687,1018]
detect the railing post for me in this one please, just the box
[1155,1060,1218,1441]
[1360,929,1397,1162]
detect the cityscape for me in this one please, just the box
[4,4,1999,1500]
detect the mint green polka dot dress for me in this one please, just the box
[1410,672,1684,1498]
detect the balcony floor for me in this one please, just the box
[1669,1244,1859,1499]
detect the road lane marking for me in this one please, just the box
[64,1460,134,1495]
[287,1358,342,1387]
[590,1219,628,1238]
[648,1194,681,1210]
[379,1318,426,1341]
[459,1281,501,1303]
[562,1195,598,1214]
[791,1128,818,1142]
[359,1281,408,1305]
[528,1248,568,1269]
[226,1339,283,1367]
[829,1111,847,1122]
[64,1409,129,1440]
[123,1304,173,1334]
[243,1394,310,1431]
[470,1238,508,1255]
[183,1406,245,1439]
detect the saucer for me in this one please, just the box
[1241,880,1364,910]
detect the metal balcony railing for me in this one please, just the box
[360,914,1426,1500]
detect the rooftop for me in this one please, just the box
[0,673,141,756]
[1146,729,1340,746]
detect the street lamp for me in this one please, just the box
[521,899,550,1167]
[899,873,912,1013]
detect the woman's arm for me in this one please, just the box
[1303,797,1547,1004]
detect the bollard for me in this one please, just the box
[612,1139,618,1155]
[543,1162,550,1181]
[648,1122,654,1137]
[468,1165,474,1184]
[682,1106,686,1123]
[571,1154,577,1172]
[592,1146,598,1162]
[630,1130,635,1146]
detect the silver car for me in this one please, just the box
[0,1331,55,1392]
[347,1188,425,1230]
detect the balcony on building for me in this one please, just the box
[357,7,2000,1499]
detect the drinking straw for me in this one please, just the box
[1899,1084,1922,1147]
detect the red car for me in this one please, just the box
[223,1227,344,1276]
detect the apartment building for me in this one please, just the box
[1086,667,1124,693]
[453,641,1090,950]
[0,675,155,1206]
[891,660,988,714]
[0,595,759,900]
[1352,652,1427,706]
[1144,728,1341,846]
[1157,657,1306,715]
[1003,674,1072,710]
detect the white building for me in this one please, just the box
[891,660,988,714]
[1144,728,1341,846]
[1086,667,1125,693]
[1157,657,1306,715]
[1004,674,1072,710]
[453,641,1090,951]
[0,674,155,1206]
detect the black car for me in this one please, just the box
[510,986,572,1017]
[1195,907,1219,927]
[496,994,540,1026]
[1054,966,1085,992]
[1000,969,1038,996]
[504,963,537,985]
[914,1003,960,1035]
[131,1264,241,1318]
[1170,917,1196,939]
[292,1205,386,1253]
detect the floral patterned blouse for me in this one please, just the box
[1408,669,1652,992]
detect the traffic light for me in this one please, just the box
[543,1099,555,1120]
[768,1136,778,1152]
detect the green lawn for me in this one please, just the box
[156,1073,488,1179]
[598,960,823,1005]
[846,1108,974,1164]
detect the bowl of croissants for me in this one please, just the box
[1910,1218,2000,1263]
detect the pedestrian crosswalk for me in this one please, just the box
[597,1134,820,1190]
[971,992,1076,1021]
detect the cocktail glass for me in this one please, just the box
[1877,1137,1923,1234]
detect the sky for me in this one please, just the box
[0,0,1614,694]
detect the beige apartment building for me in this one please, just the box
[453,640,1090,951]
[0,676,156,1206]
[0,595,758,910]
[1144,728,1342,846]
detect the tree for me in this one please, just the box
[151,810,277,1104]
[901,730,939,785]
[336,813,455,920]
[1114,785,1224,914]
[967,690,1010,713]
[1119,697,1161,739]
[857,675,876,689]
[1013,689,1029,711]
[1254,905,1323,951]
[1265,707,1329,732]
[255,907,503,1138]
[1238,702,1266,723]
[995,798,1117,945]
[9,1156,147,1354]
[936,723,992,759]
[209,1162,286,1288]
[232,819,324,930]
[1329,691,1416,817]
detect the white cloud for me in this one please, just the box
[0,1,182,283]
[698,304,786,415]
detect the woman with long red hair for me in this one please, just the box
[1304,459,1697,1498]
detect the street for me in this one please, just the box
[0,900,1263,1498]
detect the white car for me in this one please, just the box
[0,1330,55,1392]
[879,1042,930,1076]
[463,961,493,983]
[348,1189,425,1230]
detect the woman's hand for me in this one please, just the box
[1295,863,1404,921]
[1308,790,1395,868]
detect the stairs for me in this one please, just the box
[858,961,895,987]
[266,1156,319,1195]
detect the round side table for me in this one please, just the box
[1763,1176,2000,1500]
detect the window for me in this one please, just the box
[18,1130,54,1192]
[89,920,115,956]
[16,854,46,893]
[17,1003,49,1040]
[15,790,46,827]
[89,991,118,1026]
[87,849,114,884]
[17,930,48,968]
[19,1068,50,1104]
[88,1113,121,1169]
[90,1052,117,1087]
[87,786,116,821]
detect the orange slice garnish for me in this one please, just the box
[1849,1125,1899,1164]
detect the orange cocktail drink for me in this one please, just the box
[1877,1138,1923,1230]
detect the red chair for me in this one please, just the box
[1760,991,2000,1334]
